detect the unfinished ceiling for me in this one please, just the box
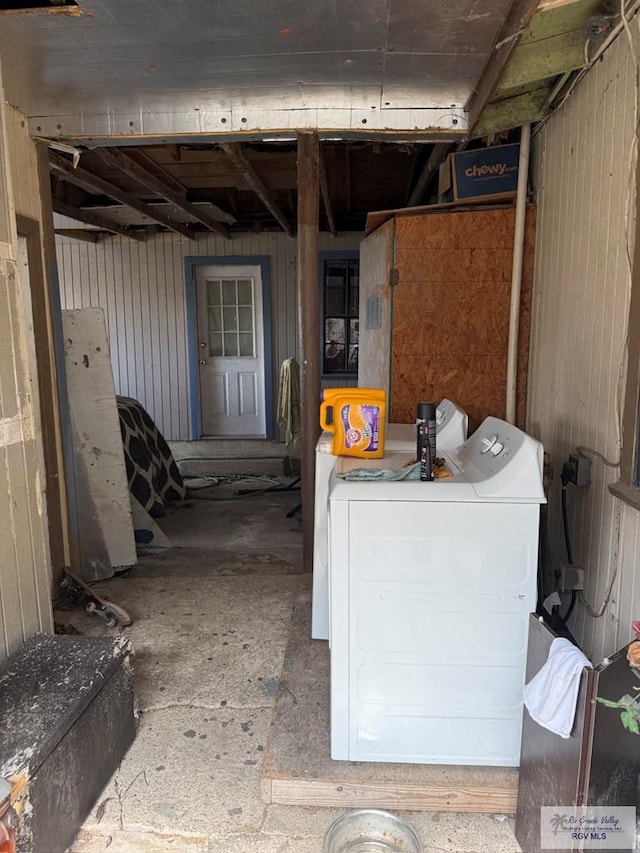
[50,140,451,238]
[0,0,617,238]
[0,0,527,139]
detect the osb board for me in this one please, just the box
[390,207,536,431]
[261,587,519,813]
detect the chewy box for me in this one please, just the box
[439,143,520,203]
[0,634,137,853]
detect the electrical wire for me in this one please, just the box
[576,445,620,468]
[561,482,574,566]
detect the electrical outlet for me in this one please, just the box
[560,563,585,592]
[562,454,592,486]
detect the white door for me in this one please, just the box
[195,264,266,437]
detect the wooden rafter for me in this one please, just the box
[407,142,451,207]
[94,147,234,238]
[49,152,195,239]
[319,146,337,237]
[52,199,144,240]
[465,0,541,134]
[54,229,100,243]
[220,142,294,238]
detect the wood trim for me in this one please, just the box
[94,147,233,238]
[16,212,68,581]
[296,132,320,573]
[465,0,541,133]
[221,142,294,237]
[618,149,640,494]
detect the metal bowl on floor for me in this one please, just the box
[324,809,422,853]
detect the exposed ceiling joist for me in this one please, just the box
[407,142,451,207]
[474,87,551,137]
[93,147,233,238]
[51,198,144,240]
[54,228,100,243]
[49,152,196,239]
[466,0,541,134]
[220,142,294,238]
[319,147,337,239]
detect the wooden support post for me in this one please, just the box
[296,132,320,574]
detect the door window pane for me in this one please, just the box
[238,307,254,333]
[237,279,253,304]
[208,306,222,333]
[222,280,236,305]
[239,333,254,357]
[209,332,223,356]
[223,333,238,357]
[223,307,238,331]
[207,280,221,305]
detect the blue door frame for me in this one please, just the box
[185,256,273,440]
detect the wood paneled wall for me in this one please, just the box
[0,93,54,660]
[389,207,535,431]
[56,231,361,441]
[529,30,638,660]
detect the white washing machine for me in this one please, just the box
[311,399,468,640]
[328,416,545,766]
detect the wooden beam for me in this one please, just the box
[50,153,195,239]
[407,142,451,207]
[466,0,541,133]
[296,132,320,574]
[95,147,234,237]
[537,0,582,10]
[52,198,144,240]
[318,146,337,237]
[498,29,586,90]
[472,86,551,138]
[54,229,100,243]
[221,142,294,238]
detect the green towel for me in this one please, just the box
[339,461,421,481]
[276,358,301,452]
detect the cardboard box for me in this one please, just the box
[438,143,520,204]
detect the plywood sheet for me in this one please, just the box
[63,308,136,577]
[390,207,536,431]
[261,586,519,813]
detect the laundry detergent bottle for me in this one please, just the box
[319,388,386,458]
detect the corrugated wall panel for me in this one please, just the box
[530,31,639,660]
[56,231,361,440]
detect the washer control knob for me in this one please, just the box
[489,440,504,456]
[481,435,498,454]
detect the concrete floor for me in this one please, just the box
[61,477,523,853]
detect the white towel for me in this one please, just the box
[523,637,592,738]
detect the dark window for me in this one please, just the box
[323,258,359,375]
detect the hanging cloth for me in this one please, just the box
[276,358,301,453]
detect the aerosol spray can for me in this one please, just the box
[416,401,437,482]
